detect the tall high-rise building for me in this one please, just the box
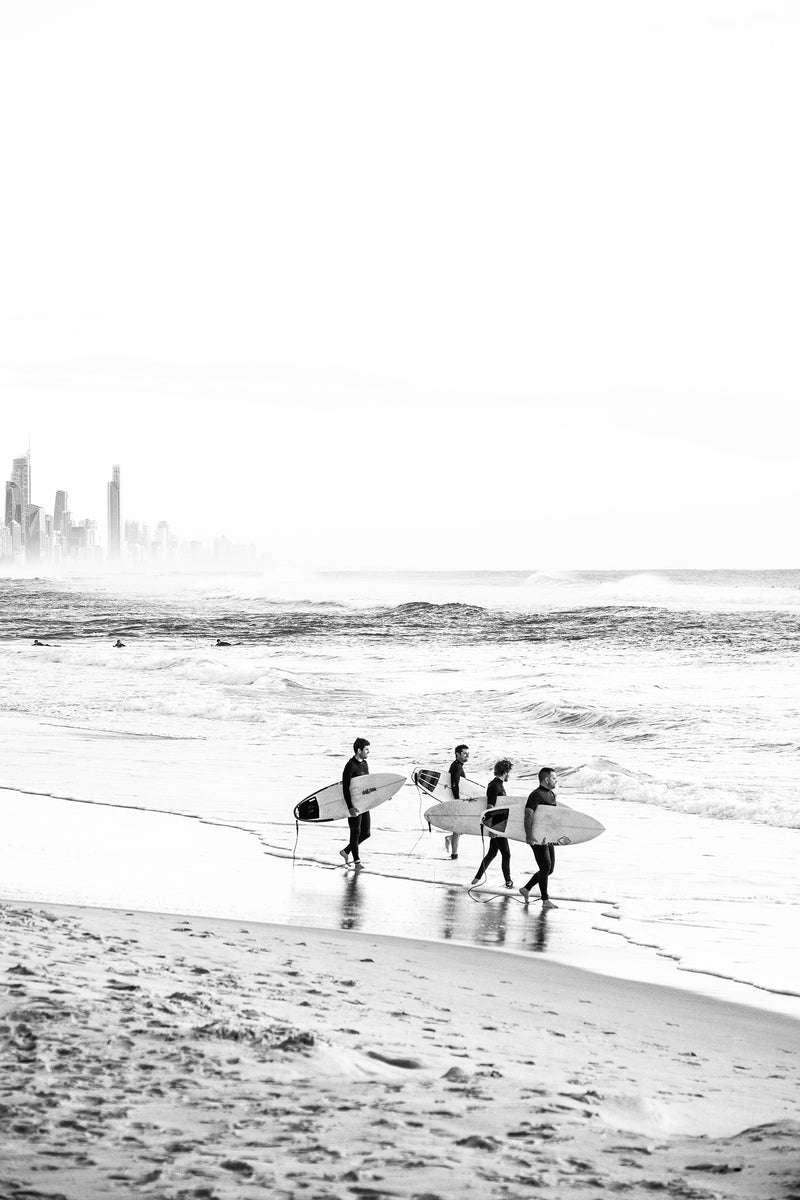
[54,490,68,537]
[11,451,31,544]
[12,452,30,511]
[25,504,44,563]
[5,480,22,528]
[107,464,121,559]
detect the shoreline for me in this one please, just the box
[2,781,800,1022]
[3,898,799,1198]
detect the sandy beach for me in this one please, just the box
[2,575,800,1197]
[2,898,799,1199]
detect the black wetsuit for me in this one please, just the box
[449,759,465,800]
[342,756,370,860]
[475,776,512,884]
[522,785,557,899]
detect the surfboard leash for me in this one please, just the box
[406,829,428,856]
[467,884,526,905]
[412,773,431,831]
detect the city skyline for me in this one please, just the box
[1,444,261,568]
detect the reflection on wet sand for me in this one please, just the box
[339,872,362,931]
[287,862,576,972]
[439,888,459,940]
[437,885,525,949]
[526,908,552,953]
[475,894,513,946]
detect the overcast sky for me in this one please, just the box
[1,0,798,569]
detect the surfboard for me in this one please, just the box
[481,802,604,846]
[412,767,486,804]
[294,773,406,822]
[424,795,526,836]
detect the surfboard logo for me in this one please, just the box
[361,786,376,796]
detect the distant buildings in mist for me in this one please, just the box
[2,448,263,569]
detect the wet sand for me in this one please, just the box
[2,784,799,1020]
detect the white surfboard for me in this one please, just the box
[481,802,604,847]
[294,773,406,822]
[412,767,486,804]
[424,795,526,836]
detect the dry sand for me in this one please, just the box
[1,900,798,1199]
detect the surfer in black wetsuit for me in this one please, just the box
[520,767,558,909]
[113,639,125,648]
[215,639,231,647]
[340,737,371,870]
[444,743,470,860]
[470,758,514,889]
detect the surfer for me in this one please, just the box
[444,743,470,859]
[520,767,558,910]
[32,639,51,647]
[215,639,231,647]
[470,758,514,889]
[113,639,125,648]
[340,737,371,870]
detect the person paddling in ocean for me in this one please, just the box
[113,639,125,648]
[470,758,514,889]
[444,743,470,860]
[520,767,558,910]
[340,737,371,870]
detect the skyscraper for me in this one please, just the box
[54,490,68,537]
[25,504,44,563]
[5,480,22,529]
[11,451,31,544]
[107,464,121,559]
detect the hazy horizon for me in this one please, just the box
[2,1,799,570]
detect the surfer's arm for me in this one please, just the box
[342,762,358,816]
[450,766,460,801]
[525,788,556,843]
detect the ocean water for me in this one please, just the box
[1,568,799,1013]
